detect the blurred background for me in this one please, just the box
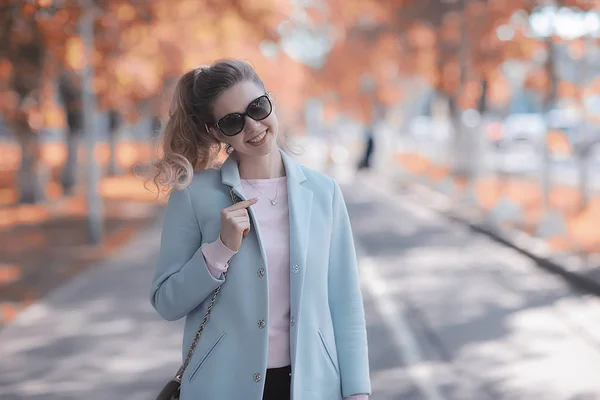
[2,0,600,399]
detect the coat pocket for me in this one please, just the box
[188,331,227,383]
[317,329,339,376]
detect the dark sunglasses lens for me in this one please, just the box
[248,96,272,121]
[219,115,244,136]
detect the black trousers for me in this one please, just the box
[262,365,291,400]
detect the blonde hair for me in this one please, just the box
[143,59,267,196]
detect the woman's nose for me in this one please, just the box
[245,115,262,130]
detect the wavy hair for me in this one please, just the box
[143,59,268,196]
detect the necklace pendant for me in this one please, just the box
[271,199,278,206]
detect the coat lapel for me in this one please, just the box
[280,151,312,333]
[220,150,313,328]
[220,156,270,270]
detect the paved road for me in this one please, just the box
[351,171,600,400]
[2,171,600,399]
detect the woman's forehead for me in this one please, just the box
[213,81,264,119]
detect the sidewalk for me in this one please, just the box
[351,171,600,399]
[0,216,181,400]
[386,157,600,297]
[0,175,162,328]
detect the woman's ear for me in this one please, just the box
[206,123,231,152]
[205,123,221,141]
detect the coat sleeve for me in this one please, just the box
[150,186,225,321]
[328,181,372,398]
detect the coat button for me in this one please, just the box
[290,317,295,327]
[257,267,265,277]
[253,372,262,382]
[258,319,266,329]
[292,264,300,274]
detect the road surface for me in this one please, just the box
[1,171,600,400]
[352,171,600,400]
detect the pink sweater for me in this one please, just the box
[201,178,368,400]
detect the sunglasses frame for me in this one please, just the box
[211,94,273,137]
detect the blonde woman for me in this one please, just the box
[149,59,371,400]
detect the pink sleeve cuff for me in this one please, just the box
[345,395,369,400]
[201,236,237,279]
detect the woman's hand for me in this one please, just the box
[219,198,258,252]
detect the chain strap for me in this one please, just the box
[175,268,228,382]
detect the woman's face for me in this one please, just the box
[211,81,279,158]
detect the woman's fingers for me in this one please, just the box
[226,198,258,211]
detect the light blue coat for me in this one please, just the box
[150,150,371,400]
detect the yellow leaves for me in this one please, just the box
[466,1,487,19]
[122,25,143,48]
[176,0,201,19]
[115,64,132,88]
[0,90,20,117]
[328,0,392,27]
[547,130,573,157]
[41,103,65,129]
[54,9,71,25]
[376,84,402,106]
[219,11,252,39]
[21,3,37,17]
[567,38,586,59]
[182,54,207,72]
[65,37,84,71]
[0,60,12,80]
[114,55,162,100]
[408,23,436,50]
[557,80,580,99]
[8,0,303,126]
[441,60,461,94]
[117,4,137,22]
[27,107,44,131]
[458,80,483,110]
[440,12,462,46]
[93,75,108,94]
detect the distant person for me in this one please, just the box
[147,59,371,400]
[357,126,375,169]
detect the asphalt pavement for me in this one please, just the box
[2,170,600,400]
[352,171,600,400]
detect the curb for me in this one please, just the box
[394,178,600,297]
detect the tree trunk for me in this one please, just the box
[449,94,465,176]
[58,71,83,196]
[107,130,119,176]
[478,79,488,114]
[79,4,104,245]
[16,129,46,204]
[542,33,557,209]
[60,131,79,196]
[455,0,469,181]
[578,36,593,211]
[107,109,120,176]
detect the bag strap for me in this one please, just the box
[175,268,228,382]
[172,188,242,382]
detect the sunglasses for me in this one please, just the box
[211,94,273,137]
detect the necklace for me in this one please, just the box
[243,179,281,206]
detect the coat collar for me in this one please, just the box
[220,147,312,340]
[220,147,307,189]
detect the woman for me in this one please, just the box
[149,59,371,400]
